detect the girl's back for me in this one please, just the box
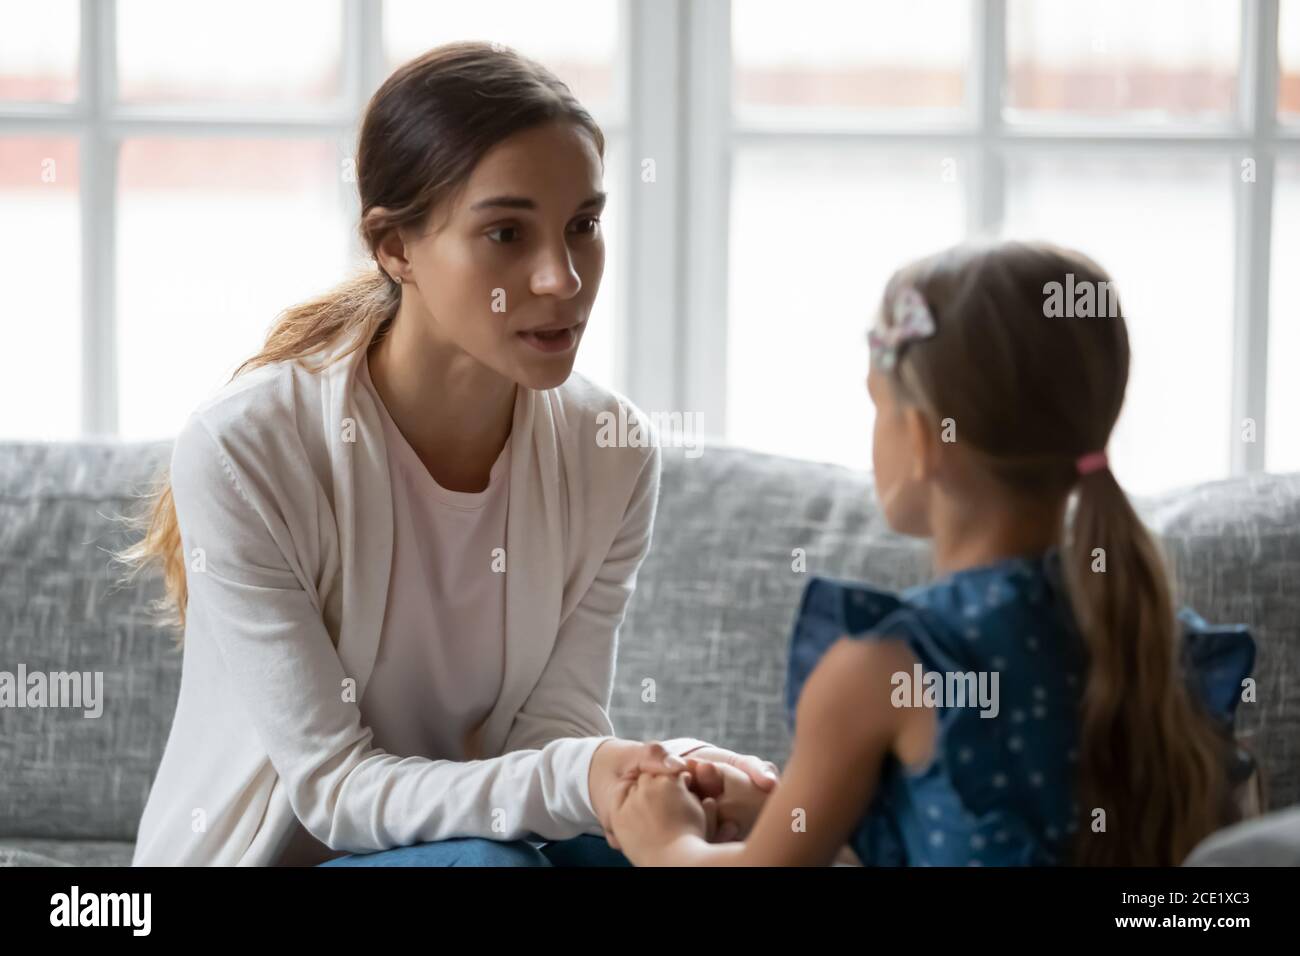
[791,548,1086,866]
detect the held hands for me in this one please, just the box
[588,739,780,864]
[681,757,771,842]
[607,769,711,865]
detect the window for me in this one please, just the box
[116,138,350,438]
[709,0,1295,494]
[1269,156,1300,472]
[116,0,344,106]
[0,0,621,441]
[2,0,1295,494]
[1006,0,1239,120]
[1002,154,1234,489]
[0,135,80,439]
[0,0,78,103]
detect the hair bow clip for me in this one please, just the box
[868,286,937,370]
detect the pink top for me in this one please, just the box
[357,351,510,762]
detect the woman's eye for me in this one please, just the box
[487,225,520,243]
[570,216,601,236]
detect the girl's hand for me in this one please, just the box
[685,757,771,841]
[607,770,711,866]
[588,739,689,840]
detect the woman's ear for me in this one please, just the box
[366,207,410,282]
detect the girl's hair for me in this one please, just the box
[113,41,604,637]
[877,238,1237,866]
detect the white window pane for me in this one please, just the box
[1281,0,1300,119]
[117,0,342,105]
[727,148,967,469]
[117,139,351,440]
[1004,155,1233,494]
[383,0,619,120]
[0,137,80,438]
[733,0,972,120]
[0,0,78,102]
[1007,0,1238,121]
[1268,159,1300,473]
[571,137,621,391]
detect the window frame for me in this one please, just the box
[0,0,1293,481]
[669,0,1294,478]
[0,0,631,436]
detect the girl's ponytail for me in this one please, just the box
[1063,463,1234,865]
[881,239,1241,866]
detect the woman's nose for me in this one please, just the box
[529,243,582,299]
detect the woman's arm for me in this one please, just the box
[501,442,662,756]
[608,637,928,865]
[171,415,631,852]
[494,427,780,838]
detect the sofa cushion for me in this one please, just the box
[1,441,177,842]
[0,838,135,867]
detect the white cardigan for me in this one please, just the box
[132,334,706,866]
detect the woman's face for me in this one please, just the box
[392,120,606,390]
[867,362,932,537]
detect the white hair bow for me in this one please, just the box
[868,286,937,370]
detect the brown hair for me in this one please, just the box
[114,41,604,635]
[877,238,1237,865]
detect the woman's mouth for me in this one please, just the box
[518,323,581,354]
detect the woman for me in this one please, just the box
[121,42,776,866]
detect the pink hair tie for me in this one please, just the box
[1076,450,1108,476]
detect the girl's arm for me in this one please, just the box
[611,636,933,866]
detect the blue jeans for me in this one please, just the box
[317,834,632,867]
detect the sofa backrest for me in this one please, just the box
[1,440,1296,842]
[1,441,176,841]
[612,446,1299,813]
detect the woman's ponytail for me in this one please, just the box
[111,268,400,638]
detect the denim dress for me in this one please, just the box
[785,547,1255,867]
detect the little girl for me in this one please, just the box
[605,239,1253,867]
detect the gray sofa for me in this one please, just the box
[1,440,1297,866]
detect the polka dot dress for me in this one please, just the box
[786,547,1256,866]
[787,548,1088,866]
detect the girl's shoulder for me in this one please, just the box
[785,552,1080,723]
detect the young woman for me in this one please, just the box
[121,42,776,867]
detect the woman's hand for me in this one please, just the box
[607,770,712,866]
[675,746,780,841]
[680,745,780,794]
[588,739,690,841]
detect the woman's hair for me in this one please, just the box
[114,41,604,636]
[876,238,1237,865]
